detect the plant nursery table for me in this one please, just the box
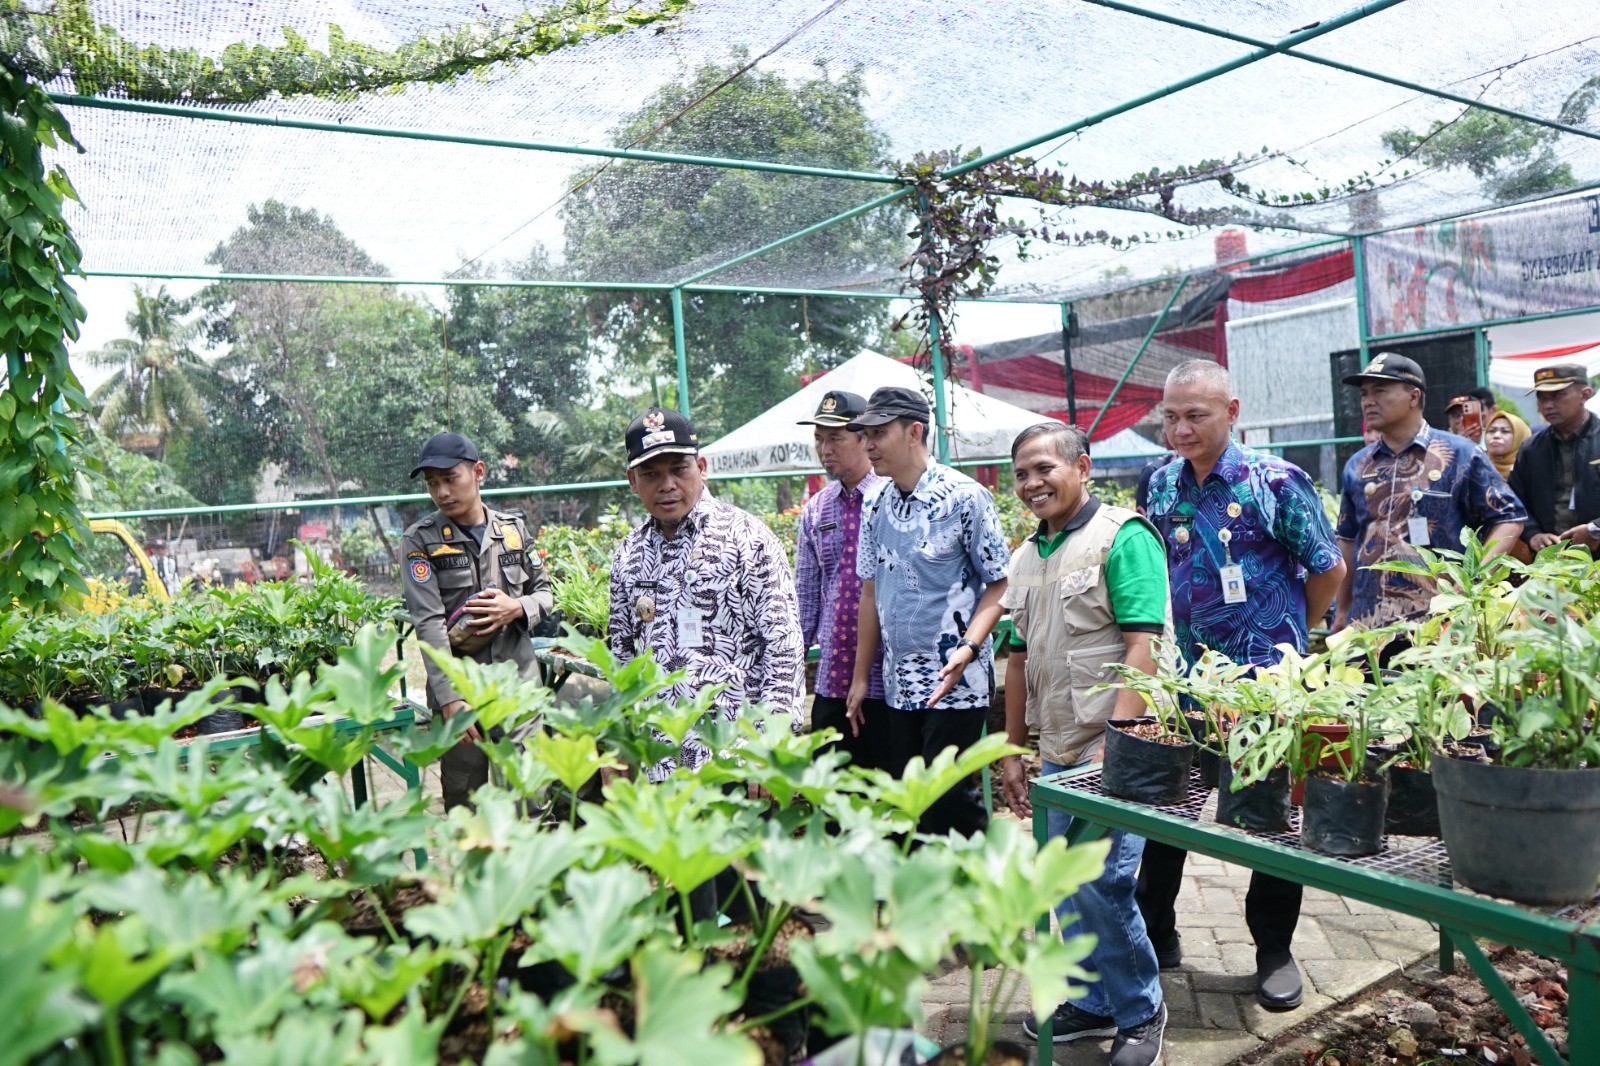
[1029,765,1600,1066]
[531,644,605,693]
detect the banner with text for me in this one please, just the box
[1363,191,1600,337]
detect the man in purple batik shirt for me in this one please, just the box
[794,389,890,770]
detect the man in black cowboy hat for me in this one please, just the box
[400,431,552,810]
[1508,363,1600,552]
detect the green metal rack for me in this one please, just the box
[1029,764,1600,1065]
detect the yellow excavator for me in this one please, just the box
[75,518,172,609]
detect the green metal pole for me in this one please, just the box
[943,0,1407,179]
[1061,302,1078,426]
[1079,0,1600,146]
[671,288,691,418]
[1352,234,1372,366]
[928,304,951,464]
[49,94,904,185]
[1474,328,1491,388]
[80,268,672,291]
[1086,276,1190,441]
[676,187,914,287]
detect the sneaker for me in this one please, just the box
[1022,1001,1117,1044]
[1152,930,1182,969]
[1109,1002,1167,1066]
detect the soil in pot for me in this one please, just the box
[1292,722,1350,805]
[1385,762,1440,836]
[1216,761,1293,833]
[1433,755,1600,905]
[923,1041,1030,1066]
[1101,717,1196,805]
[1301,771,1388,856]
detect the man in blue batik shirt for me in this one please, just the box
[1139,360,1347,1012]
[846,386,1011,839]
[1331,352,1524,632]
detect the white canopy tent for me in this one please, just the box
[702,350,1165,476]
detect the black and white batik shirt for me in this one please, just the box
[608,494,805,779]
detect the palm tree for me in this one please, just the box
[81,284,212,460]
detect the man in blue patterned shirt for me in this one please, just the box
[1331,352,1524,631]
[1139,360,1347,1011]
[846,386,1011,838]
[794,389,889,770]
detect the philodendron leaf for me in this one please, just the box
[587,777,760,895]
[360,1007,448,1066]
[313,625,403,724]
[215,1011,366,1066]
[334,942,461,1021]
[525,866,660,982]
[591,942,758,1066]
[404,825,585,945]
[419,645,551,733]
[77,916,174,1011]
[863,732,1025,826]
[1018,930,1100,1024]
[0,876,97,1066]
[387,708,480,767]
[528,730,622,797]
[789,938,929,1038]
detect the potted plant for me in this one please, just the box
[1098,639,1199,805]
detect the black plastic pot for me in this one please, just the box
[1301,773,1388,856]
[1197,747,1222,791]
[1384,764,1439,836]
[1102,718,1196,805]
[925,1040,1031,1065]
[1216,761,1292,833]
[1433,755,1600,905]
[82,693,146,720]
[197,686,249,735]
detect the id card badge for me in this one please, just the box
[1220,564,1248,604]
[677,607,705,649]
[1406,488,1430,546]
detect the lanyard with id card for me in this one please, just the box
[1218,528,1248,605]
[1405,487,1430,547]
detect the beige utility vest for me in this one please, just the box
[1005,502,1172,767]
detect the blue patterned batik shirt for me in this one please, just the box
[1146,443,1342,668]
[1336,423,1525,628]
[856,463,1011,711]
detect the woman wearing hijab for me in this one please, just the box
[1484,410,1533,562]
[1483,410,1531,480]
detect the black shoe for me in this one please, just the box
[1022,1001,1117,1044]
[1152,930,1182,969]
[1255,951,1304,1010]
[1109,1002,1167,1066]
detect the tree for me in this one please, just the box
[79,283,211,459]
[1381,77,1600,204]
[561,60,902,442]
[201,202,509,512]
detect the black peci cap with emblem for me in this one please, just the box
[1342,351,1426,390]
[409,432,481,479]
[1532,363,1589,393]
[625,406,700,469]
[797,389,868,427]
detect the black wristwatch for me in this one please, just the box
[956,638,982,657]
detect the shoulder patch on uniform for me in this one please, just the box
[406,550,428,561]
[409,558,433,583]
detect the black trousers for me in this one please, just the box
[440,740,489,812]
[888,706,989,838]
[1136,839,1301,956]
[811,695,892,773]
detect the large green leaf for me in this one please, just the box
[404,826,585,946]
[524,866,660,982]
[862,732,1024,827]
[587,943,758,1066]
[586,777,761,895]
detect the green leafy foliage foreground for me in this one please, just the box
[0,628,1110,1066]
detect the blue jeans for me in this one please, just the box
[1043,758,1163,1028]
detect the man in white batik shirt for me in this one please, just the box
[608,406,805,781]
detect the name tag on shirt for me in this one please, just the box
[1407,515,1430,547]
[678,607,705,649]
[1220,563,1248,604]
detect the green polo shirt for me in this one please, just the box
[1009,499,1167,650]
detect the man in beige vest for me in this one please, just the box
[1001,423,1170,1066]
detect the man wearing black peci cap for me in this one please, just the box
[400,431,552,810]
[794,390,890,770]
[846,386,1011,838]
[1508,363,1600,553]
[608,407,805,781]
[1332,353,1524,631]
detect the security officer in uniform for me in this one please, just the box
[400,432,552,810]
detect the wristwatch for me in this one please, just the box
[956,638,982,657]
[1587,520,1600,538]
